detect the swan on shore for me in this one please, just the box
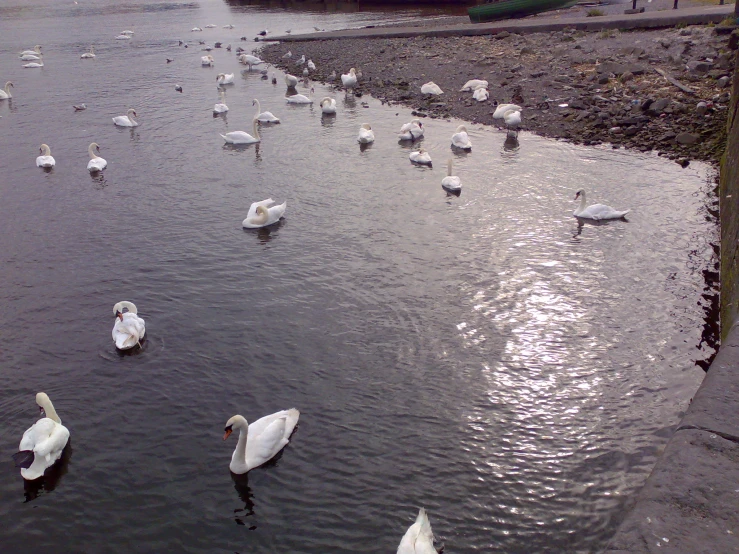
[86,142,107,172]
[36,144,55,168]
[223,408,299,473]
[409,148,432,166]
[493,103,522,119]
[441,158,461,192]
[460,79,488,92]
[80,45,95,59]
[357,123,374,143]
[504,109,522,132]
[242,198,287,228]
[398,119,423,141]
[451,125,472,150]
[287,88,313,104]
[253,98,280,123]
[473,87,489,102]
[341,67,357,91]
[0,81,13,100]
[397,508,436,554]
[285,73,299,88]
[213,91,228,113]
[216,72,234,85]
[573,189,629,220]
[13,393,70,481]
[113,108,138,127]
[220,120,260,144]
[112,301,146,350]
[201,55,215,66]
[320,97,336,114]
[421,81,443,95]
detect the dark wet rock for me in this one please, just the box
[619,71,634,83]
[676,132,700,145]
[495,31,510,39]
[688,60,713,74]
[647,98,670,114]
[530,70,546,78]
[696,101,708,116]
[718,76,731,88]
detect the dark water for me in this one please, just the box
[0,0,718,552]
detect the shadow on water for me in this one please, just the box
[242,219,286,244]
[230,473,256,529]
[571,216,628,239]
[23,442,73,503]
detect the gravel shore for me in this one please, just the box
[260,23,736,164]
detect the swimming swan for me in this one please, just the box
[357,123,374,144]
[398,119,423,141]
[36,144,55,168]
[451,125,472,150]
[242,198,287,228]
[320,97,336,114]
[19,45,41,57]
[287,88,313,104]
[216,72,234,85]
[20,53,41,61]
[504,109,521,131]
[460,79,488,92]
[13,393,70,481]
[80,45,95,59]
[115,34,131,40]
[285,73,299,88]
[23,55,43,68]
[113,108,138,127]
[112,301,146,350]
[441,158,461,192]
[341,67,357,90]
[213,91,228,113]
[223,408,300,474]
[253,98,280,123]
[220,120,260,144]
[201,55,215,66]
[409,148,432,165]
[397,508,436,554]
[0,81,13,100]
[573,189,629,220]
[421,81,443,95]
[239,54,262,69]
[86,142,107,173]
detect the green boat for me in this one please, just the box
[468,0,577,23]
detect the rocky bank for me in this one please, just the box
[260,24,738,164]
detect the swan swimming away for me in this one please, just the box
[213,91,228,113]
[80,45,95,59]
[473,87,489,102]
[220,120,261,144]
[0,81,13,100]
[397,508,437,554]
[409,148,432,166]
[36,144,55,168]
[421,81,443,95]
[573,189,629,220]
[13,393,70,481]
[287,88,313,104]
[285,73,299,88]
[357,123,374,144]
[242,198,287,228]
[201,55,215,66]
[86,142,107,173]
[112,301,146,350]
[113,108,138,127]
[20,53,40,61]
[253,98,280,123]
[451,125,472,150]
[341,67,357,90]
[216,72,234,85]
[460,79,488,92]
[320,97,336,114]
[23,55,43,68]
[398,119,424,141]
[223,408,299,473]
[19,45,41,57]
[441,158,461,192]
[493,103,522,119]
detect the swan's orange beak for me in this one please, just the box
[223,428,233,441]
[116,312,123,321]
[574,192,581,200]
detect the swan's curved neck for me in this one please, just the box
[253,99,261,120]
[578,192,587,212]
[88,144,98,159]
[41,144,50,156]
[447,160,453,177]
[128,112,137,125]
[252,206,268,225]
[41,399,61,424]
[252,118,260,141]
[233,422,249,465]
[4,82,11,94]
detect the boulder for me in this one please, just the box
[676,132,700,145]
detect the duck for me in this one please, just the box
[253,98,280,123]
[472,87,489,102]
[398,119,424,141]
[13,393,70,481]
[36,144,55,168]
[113,108,138,127]
[397,508,436,554]
[286,88,313,104]
[320,97,336,114]
[451,125,472,150]
[216,72,234,85]
[258,29,268,36]
[296,54,306,65]
[282,50,292,59]
[341,67,357,90]
[213,91,228,114]
[0,81,13,100]
[285,73,299,88]
[441,158,461,192]
[19,45,41,57]
[357,123,375,144]
[420,81,443,95]
[112,301,146,350]
[493,103,522,120]
[220,120,260,144]
[460,79,488,92]
[174,85,183,93]
[409,148,432,166]
[573,189,629,220]
[242,198,287,228]
[201,54,215,66]
[23,55,44,68]
[239,54,262,69]
[223,408,299,473]
[307,59,316,71]
[20,53,41,61]
[86,142,107,173]
[80,45,95,59]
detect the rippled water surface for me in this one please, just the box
[0,1,718,552]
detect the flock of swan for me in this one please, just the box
[7,25,630,553]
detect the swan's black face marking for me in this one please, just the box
[574,191,581,200]
[39,406,45,415]
[223,424,234,441]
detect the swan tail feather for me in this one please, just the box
[12,450,35,469]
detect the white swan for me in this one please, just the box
[216,72,234,85]
[285,73,299,88]
[120,30,135,36]
[86,142,107,173]
[191,27,203,32]
[242,198,287,228]
[220,120,260,144]
[421,81,443,95]
[341,67,357,90]
[357,123,374,144]
[493,103,522,119]
[307,59,316,71]
[320,97,336,114]
[451,125,472,150]
[253,98,280,123]
[20,53,41,61]
[441,158,461,192]
[239,54,262,69]
[205,24,217,28]
[112,301,146,350]
[573,189,629,220]
[113,108,138,127]
[398,119,424,141]
[23,55,43,68]
[504,109,522,131]
[286,88,313,104]
[201,55,215,66]
[397,508,436,554]
[19,45,41,57]
[213,91,228,114]
[115,34,131,40]
[473,87,489,102]
[36,144,55,168]
[223,408,300,473]
[13,393,70,481]
[460,79,488,92]
[80,45,95,59]
[0,81,13,100]
[296,54,305,65]
[409,148,432,165]
[223,24,235,29]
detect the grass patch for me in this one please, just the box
[720,16,737,26]
[587,8,605,16]
[598,29,617,39]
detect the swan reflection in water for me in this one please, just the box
[503,133,520,152]
[244,218,286,244]
[572,216,627,239]
[23,442,73,503]
[230,473,256,529]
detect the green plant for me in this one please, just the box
[676,22,688,29]
[587,8,605,16]
[719,16,736,26]
[598,29,617,39]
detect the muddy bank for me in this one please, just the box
[260,24,736,164]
